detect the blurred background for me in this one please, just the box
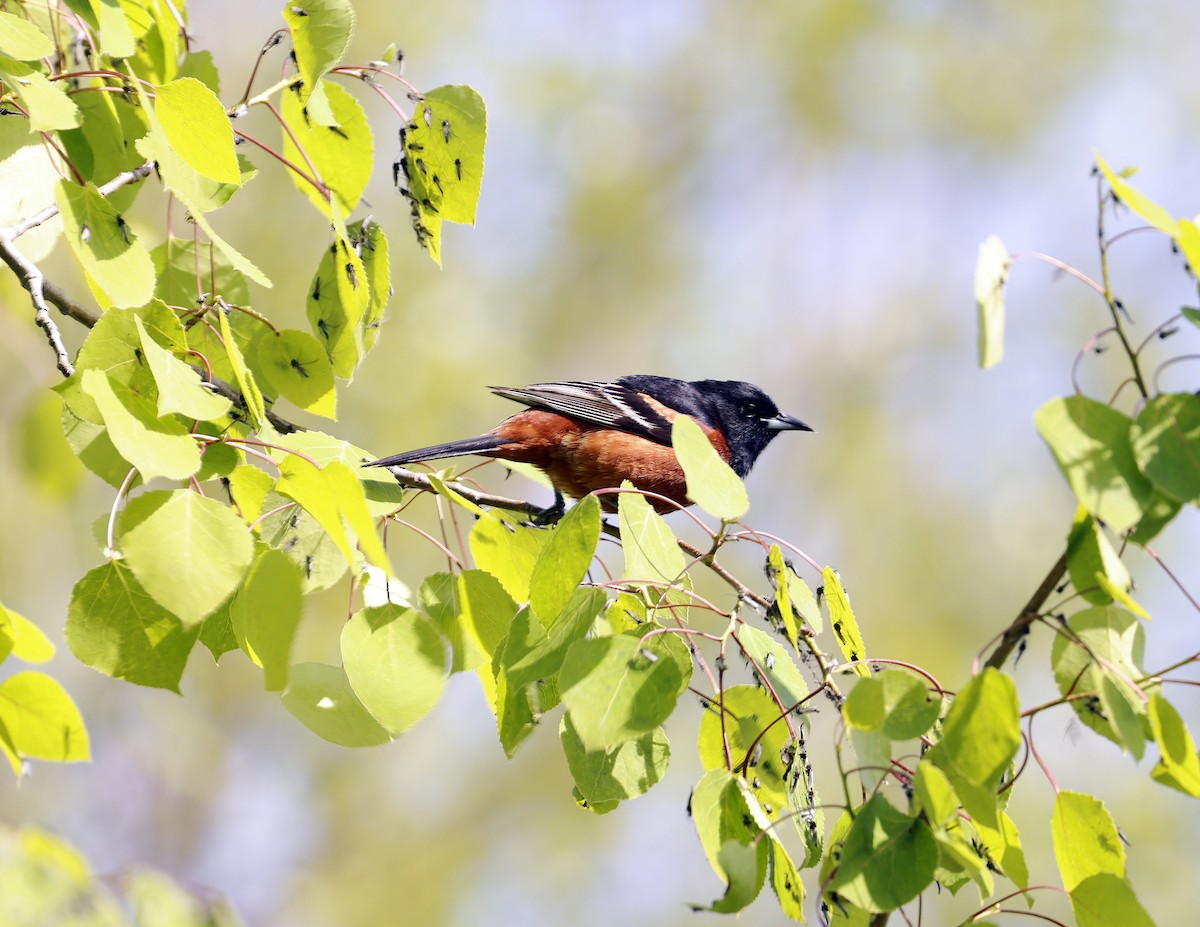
[2,0,1199,923]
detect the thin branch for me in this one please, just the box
[982,551,1068,670]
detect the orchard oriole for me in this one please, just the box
[367,376,812,516]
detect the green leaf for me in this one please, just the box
[1,59,79,131]
[59,92,150,213]
[256,490,346,592]
[618,482,687,582]
[80,369,201,480]
[1067,506,1131,606]
[913,761,958,828]
[1094,153,1176,233]
[843,677,884,730]
[55,180,154,308]
[1128,488,1182,546]
[529,495,601,626]
[1052,791,1125,892]
[61,404,136,488]
[16,391,85,501]
[736,624,809,711]
[1050,606,1149,750]
[822,567,870,676]
[305,227,370,378]
[503,590,607,689]
[283,0,354,106]
[974,235,1010,369]
[228,464,273,523]
[354,218,390,355]
[765,545,800,648]
[216,310,268,428]
[1130,392,1200,504]
[281,661,392,747]
[933,821,994,900]
[698,685,794,822]
[1034,396,1153,533]
[457,569,519,660]
[489,624,559,758]
[974,807,1029,888]
[672,414,749,519]
[699,841,768,914]
[55,301,184,423]
[133,315,232,421]
[927,668,1019,817]
[560,631,689,751]
[276,457,388,571]
[0,119,66,262]
[154,77,241,185]
[0,672,89,763]
[198,596,238,663]
[1098,673,1146,760]
[256,329,337,418]
[769,839,805,921]
[399,86,487,263]
[876,669,941,740]
[119,489,255,627]
[66,559,199,691]
[688,772,771,913]
[275,430,404,516]
[281,79,372,216]
[90,0,137,57]
[0,12,55,60]
[828,793,938,912]
[1147,693,1200,797]
[0,604,54,664]
[231,548,303,691]
[560,713,669,805]
[419,572,481,673]
[153,238,249,309]
[469,513,550,603]
[135,124,256,217]
[1068,873,1155,927]
[341,605,449,734]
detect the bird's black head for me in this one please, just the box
[692,379,813,477]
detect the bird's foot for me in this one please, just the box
[530,491,566,527]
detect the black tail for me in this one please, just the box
[366,434,504,468]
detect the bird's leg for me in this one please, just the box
[531,490,566,527]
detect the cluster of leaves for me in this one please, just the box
[0,824,239,927]
[2,1,1198,924]
[0,601,87,775]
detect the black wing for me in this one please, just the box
[489,380,675,444]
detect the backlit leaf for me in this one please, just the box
[119,489,254,627]
[283,0,354,105]
[80,369,201,480]
[673,415,749,520]
[256,329,337,418]
[529,494,600,627]
[0,672,89,763]
[66,559,198,691]
[974,235,1009,368]
[342,605,448,734]
[560,631,689,751]
[281,79,372,216]
[1130,392,1200,504]
[231,548,303,691]
[281,661,392,747]
[154,77,241,185]
[55,180,154,308]
[1035,396,1152,533]
[822,567,870,676]
[0,12,55,60]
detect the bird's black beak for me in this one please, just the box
[765,412,814,433]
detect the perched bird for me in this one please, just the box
[366,376,812,516]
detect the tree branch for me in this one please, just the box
[0,161,158,375]
[983,550,1068,670]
